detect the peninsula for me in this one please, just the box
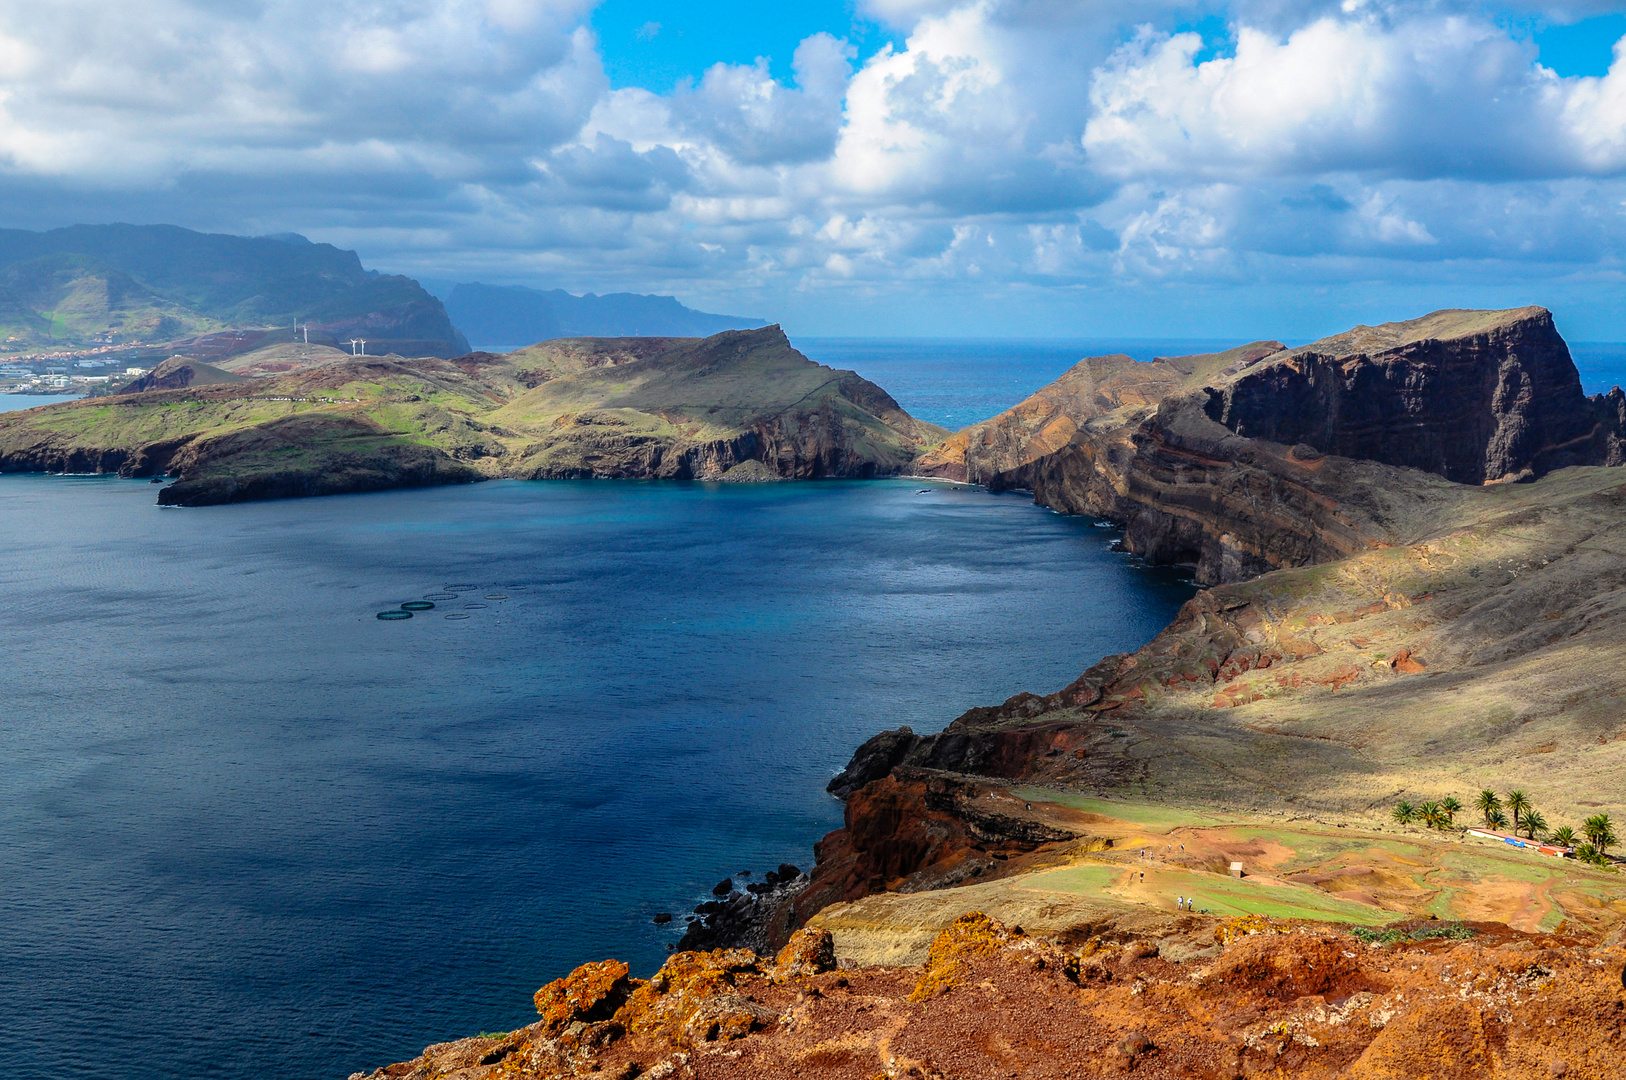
[0,327,948,504]
[357,307,1626,1080]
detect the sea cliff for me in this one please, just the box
[918,307,1626,584]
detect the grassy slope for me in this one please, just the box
[809,797,1623,969]
[0,329,945,500]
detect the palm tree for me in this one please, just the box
[1392,801,1417,825]
[1575,842,1603,866]
[1584,814,1617,857]
[1441,796,1462,825]
[1519,808,1547,840]
[1476,789,1502,826]
[1549,826,1577,849]
[1487,807,1510,830]
[1506,791,1531,827]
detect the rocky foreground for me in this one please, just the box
[355,914,1626,1080]
[0,327,947,504]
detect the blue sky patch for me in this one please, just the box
[592,0,900,90]
[1530,12,1626,77]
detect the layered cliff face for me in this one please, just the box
[0,327,947,504]
[1201,307,1608,484]
[923,307,1623,585]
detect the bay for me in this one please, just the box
[0,473,1194,1080]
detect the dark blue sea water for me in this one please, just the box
[1571,342,1626,396]
[0,474,1194,1080]
[798,338,1236,431]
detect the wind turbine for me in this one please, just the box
[349,339,367,356]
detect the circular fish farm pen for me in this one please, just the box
[376,610,413,621]
[423,593,458,601]
[445,583,480,590]
[484,593,509,600]
[444,613,471,620]
[463,602,488,609]
[400,601,436,611]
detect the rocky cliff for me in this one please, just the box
[0,327,947,504]
[1201,307,1613,483]
[922,307,1625,586]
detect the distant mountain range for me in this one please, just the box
[0,224,468,357]
[0,224,765,361]
[441,282,765,347]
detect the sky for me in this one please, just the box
[3,2,1626,340]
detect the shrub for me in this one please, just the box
[1351,922,1474,946]
[1392,801,1417,825]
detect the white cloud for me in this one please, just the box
[2,0,1626,334]
[670,33,855,166]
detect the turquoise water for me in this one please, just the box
[0,475,1194,1079]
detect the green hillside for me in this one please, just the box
[0,225,467,356]
[0,327,947,504]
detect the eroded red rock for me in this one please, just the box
[356,913,1626,1080]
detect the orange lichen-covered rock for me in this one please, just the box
[360,920,1626,1080]
[909,912,1022,1002]
[533,959,634,1031]
[768,927,835,982]
[615,948,771,1048]
[1212,914,1292,946]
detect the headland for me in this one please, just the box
[0,327,948,504]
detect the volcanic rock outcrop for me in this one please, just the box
[920,307,1625,585]
[356,913,1626,1080]
[0,326,947,504]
